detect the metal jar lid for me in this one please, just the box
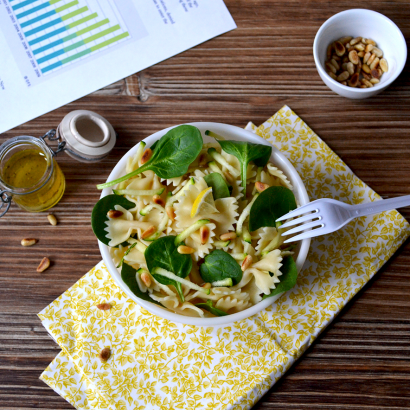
[56,110,116,162]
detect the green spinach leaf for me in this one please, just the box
[91,194,135,246]
[97,125,203,189]
[262,256,298,299]
[200,250,242,285]
[196,300,228,316]
[203,172,230,200]
[217,140,272,196]
[145,236,192,302]
[121,262,161,305]
[249,186,297,232]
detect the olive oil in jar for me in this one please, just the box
[0,138,65,212]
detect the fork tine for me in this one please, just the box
[280,220,323,237]
[283,227,323,243]
[279,213,319,229]
[276,202,319,222]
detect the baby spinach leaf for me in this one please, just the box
[217,140,272,196]
[145,235,192,302]
[262,256,298,299]
[249,186,297,232]
[121,262,161,305]
[97,125,203,189]
[196,300,228,316]
[200,250,242,285]
[203,172,230,200]
[91,194,135,246]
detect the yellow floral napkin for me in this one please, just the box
[39,106,410,410]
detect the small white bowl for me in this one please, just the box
[99,122,311,326]
[313,9,407,99]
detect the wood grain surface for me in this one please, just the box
[1,0,410,408]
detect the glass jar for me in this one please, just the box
[0,136,65,214]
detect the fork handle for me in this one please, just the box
[350,194,410,218]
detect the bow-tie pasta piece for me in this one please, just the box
[245,249,283,295]
[104,205,152,247]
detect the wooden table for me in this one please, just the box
[1,0,410,408]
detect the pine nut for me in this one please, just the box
[97,303,111,310]
[367,53,376,66]
[220,232,237,241]
[141,225,156,239]
[21,238,37,247]
[140,148,152,165]
[327,71,337,80]
[338,36,352,45]
[342,63,348,71]
[166,206,175,221]
[325,62,336,74]
[354,43,365,52]
[334,41,345,56]
[350,37,362,46]
[370,57,380,70]
[337,71,349,82]
[47,214,57,226]
[348,50,359,65]
[152,195,165,207]
[37,257,50,273]
[359,85,367,88]
[363,38,376,46]
[107,210,123,218]
[200,225,210,244]
[371,47,383,58]
[362,64,371,74]
[346,62,355,75]
[370,78,380,84]
[177,245,195,254]
[255,181,270,193]
[198,153,208,167]
[330,58,339,70]
[363,52,371,64]
[357,51,365,58]
[348,73,359,88]
[98,347,111,363]
[361,79,373,88]
[140,272,152,287]
[326,43,333,60]
[331,54,341,61]
[355,59,362,74]
[241,255,253,272]
[362,72,372,81]
[365,44,374,53]
[380,58,388,73]
[340,81,347,86]
[371,69,381,79]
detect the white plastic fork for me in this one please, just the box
[277,195,410,243]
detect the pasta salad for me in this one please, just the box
[92,125,299,318]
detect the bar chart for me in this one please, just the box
[7,0,132,75]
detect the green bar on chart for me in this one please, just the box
[89,31,129,52]
[66,12,97,28]
[61,6,88,21]
[54,0,78,13]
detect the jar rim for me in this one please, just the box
[0,135,54,195]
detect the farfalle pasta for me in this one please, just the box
[93,125,300,317]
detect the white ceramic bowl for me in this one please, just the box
[313,9,407,99]
[99,122,311,326]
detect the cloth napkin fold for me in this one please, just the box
[38,106,410,410]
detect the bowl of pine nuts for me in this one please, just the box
[313,9,407,99]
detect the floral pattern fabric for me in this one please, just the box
[39,106,410,410]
